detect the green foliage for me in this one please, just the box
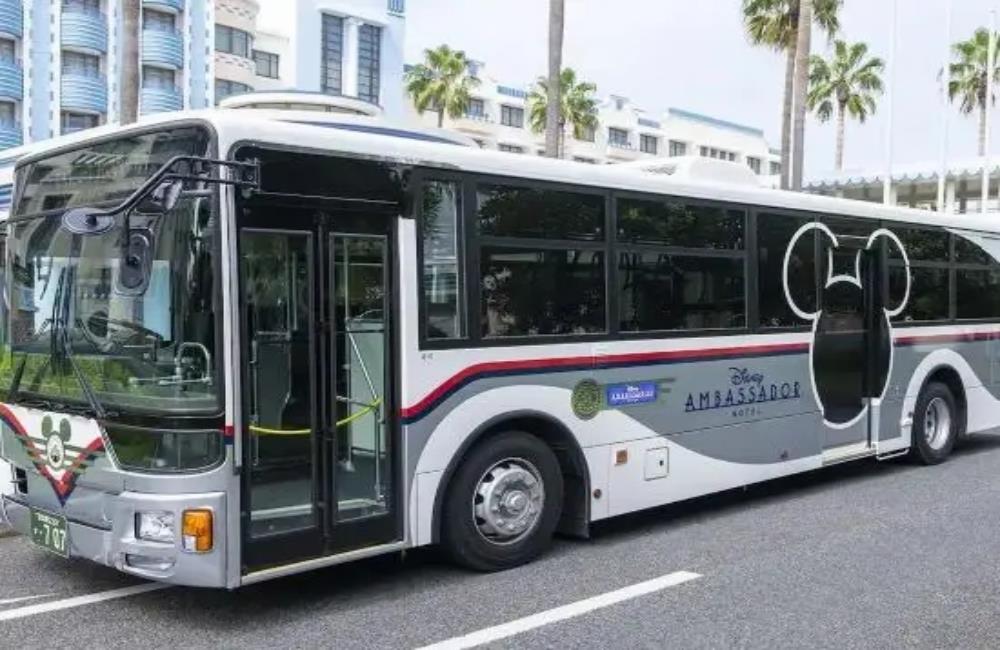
[807,39,884,123]
[405,45,481,125]
[742,0,841,51]
[947,27,1000,116]
[527,68,598,142]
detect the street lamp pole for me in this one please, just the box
[883,0,899,205]
[937,0,953,213]
[983,10,997,216]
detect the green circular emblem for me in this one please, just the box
[571,380,602,420]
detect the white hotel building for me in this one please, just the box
[405,60,781,183]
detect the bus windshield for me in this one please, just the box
[1,127,219,416]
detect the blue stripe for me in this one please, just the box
[282,120,466,146]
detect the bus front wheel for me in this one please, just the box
[909,381,958,465]
[441,431,564,571]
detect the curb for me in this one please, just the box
[0,523,16,539]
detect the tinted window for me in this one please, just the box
[890,264,949,322]
[956,268,1000,319]
[421,181,464,339]
[617,198,744,249]
[477,185,604,241]
[896,227,949,262]
[758,214,816,327]
[481,248,605,337]
[955,235,994,265]
[619,252,744,331]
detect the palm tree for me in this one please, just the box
[742,0,841,189]
[120,0,141,124]
[545,0,566,158]
[947,28,1000,156]
[808,40,884,171]
[790,0,813,190]
[405,45,480,128]
[527,68,598,159]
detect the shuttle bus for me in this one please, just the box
[1,111,999,588]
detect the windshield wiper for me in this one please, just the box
[55,323,107,420]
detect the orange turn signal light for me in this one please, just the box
[182,509,213,553]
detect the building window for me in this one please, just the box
[143,8,174,32]
[639,134,658,155]
[500,105,524,128]
[253,50,279,79]
[215,79,253,103]
[608,127,630,148]
[62,0,100,14]
[62,51,100,78]
[747,156,761,175]
[466,98,486,119]
[357,23,381,104]
[699,146,737,161]
[0,101,14,127]
[770,161,781,176]
[0,39,14,64]
[143,66,175,89]
[498,144,524,153]
[668,140,687,157]
[576,124,596,142]
[215,25,252,58]
[421,180,465,340]
[321,14,344,95]
[61,111,99,134]
[573,157,597,164]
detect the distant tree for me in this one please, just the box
[545,0,566,158]
[808,39,884,170]
[404,45,480,128]
[742,0,841,188]
[947,27,1000,156]
[527,68,598,159]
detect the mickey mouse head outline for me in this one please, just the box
[41,414,73,472]
[781,222,911,429]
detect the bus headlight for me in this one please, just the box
[135,511,175,544]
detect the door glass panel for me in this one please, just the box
[242,231,316,537]
[331,234,390,522]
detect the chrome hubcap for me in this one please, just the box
[923,397,952,451]
[473,458,545,545]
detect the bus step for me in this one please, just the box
[875,448,909,461]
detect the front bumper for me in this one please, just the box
[2,490,228,588]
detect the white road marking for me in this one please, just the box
[0,594,53,606]
[0,583,170,622]
[415,570,702,650]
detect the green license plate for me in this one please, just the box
[30,508,69,558]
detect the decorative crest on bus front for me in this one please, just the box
[0,404,105,503]
[782,223,911,429]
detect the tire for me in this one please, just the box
[908,381,958,465]
[441,431,564,572]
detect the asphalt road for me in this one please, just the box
[5,435,1000,649]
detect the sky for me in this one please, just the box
[404,0,1000,180]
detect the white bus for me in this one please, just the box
[1,110,998,587]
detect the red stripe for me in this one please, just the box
[894,331,992,346]
[401,340,808,419]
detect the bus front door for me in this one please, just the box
[815,226,892,460]
[239,207,398,571]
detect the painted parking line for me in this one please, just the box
[0,594,52,607]
[415,570,702,650]
[0,583,170,623]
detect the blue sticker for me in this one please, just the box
[606,381,658,407]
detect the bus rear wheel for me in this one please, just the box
[909,381,958,465]
[441,431,564,571]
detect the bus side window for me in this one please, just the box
[421,181,465,340]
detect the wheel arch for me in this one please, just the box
[431,409,591,543]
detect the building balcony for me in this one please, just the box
[61,73,107,113]
[388,0,405,15]
[0,59,22,100]
[0,0,23,38]
[61,8,108,53]
[0,120,20,149]
[143,0,184,13]
[140,84,182,115]
[142,28,183,69]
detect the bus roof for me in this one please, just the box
[15,108,1000,236]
